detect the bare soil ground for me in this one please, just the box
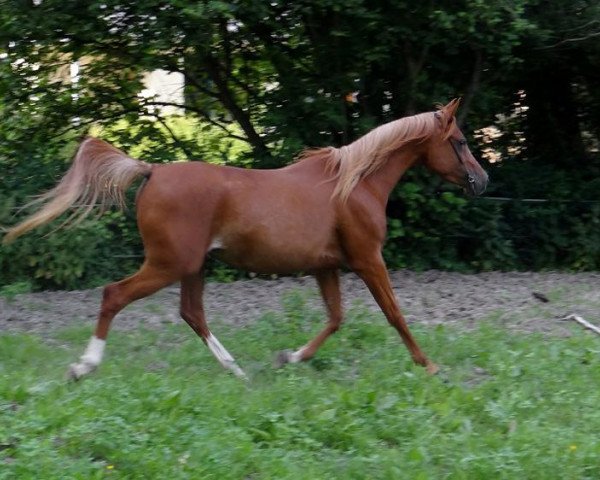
[1,271,599,337]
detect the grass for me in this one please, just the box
[1,293,600,479]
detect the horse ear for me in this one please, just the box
[435,98,461,138]
[445,98,461,117]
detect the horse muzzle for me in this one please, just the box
[465,170,488,197]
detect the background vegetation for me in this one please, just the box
[1,0,599,289]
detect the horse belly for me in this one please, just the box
[211,222,341,274]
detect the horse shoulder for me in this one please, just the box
[336,186,388,250]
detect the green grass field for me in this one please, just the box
[1,293,600,479]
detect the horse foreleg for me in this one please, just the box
[354,256,439,375]
[276,269,343,366]
[68,262,179,380]
[180,273,247,380]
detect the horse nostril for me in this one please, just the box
[465,174,481,196]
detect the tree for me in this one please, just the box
[517,0,600,170]
[1,0,536,163]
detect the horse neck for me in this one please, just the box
[364,145,422,203]
[339,112,434,204]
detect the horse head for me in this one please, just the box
[422,99,488,196]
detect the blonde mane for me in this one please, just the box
[301,111,437,202]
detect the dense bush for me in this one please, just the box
[383,165,600,273]
[0,206,141,291]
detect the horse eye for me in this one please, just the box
[459,139,467,146]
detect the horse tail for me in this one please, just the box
[3,137,153,244]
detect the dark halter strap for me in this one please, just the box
[450,138,475,186]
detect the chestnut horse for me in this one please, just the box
[4,99,487,380]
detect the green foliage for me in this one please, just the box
[385,176,470,271]
[2,304,600,478]
[0,281,32,300]
[383,179,600,272]
[383,171,519,272]
[91,115,252,166]
[0,212,140,290]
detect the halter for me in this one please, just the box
[450,138,476,187]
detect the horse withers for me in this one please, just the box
[3,99,488,380]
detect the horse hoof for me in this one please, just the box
[273,350,292,369]
[67,362,96,381]
[426,362,440,376]
[67,364,83,381]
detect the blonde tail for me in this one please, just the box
[3,137,153,244]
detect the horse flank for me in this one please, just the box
[2,137,152,244]
[300,111,436,202]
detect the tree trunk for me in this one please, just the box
[202,55,273,165]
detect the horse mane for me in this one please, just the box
[298,111,437,202]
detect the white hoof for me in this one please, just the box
[67,361,97,381]
[226,361,249,381]
[67,336,105,381]
[274,350,293,368]
[274,346,308,368]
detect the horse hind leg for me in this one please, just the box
[276,269,343,366]
[68,261,180,380]
[180,272,247,380]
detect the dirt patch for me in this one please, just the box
[1,271,599,336]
